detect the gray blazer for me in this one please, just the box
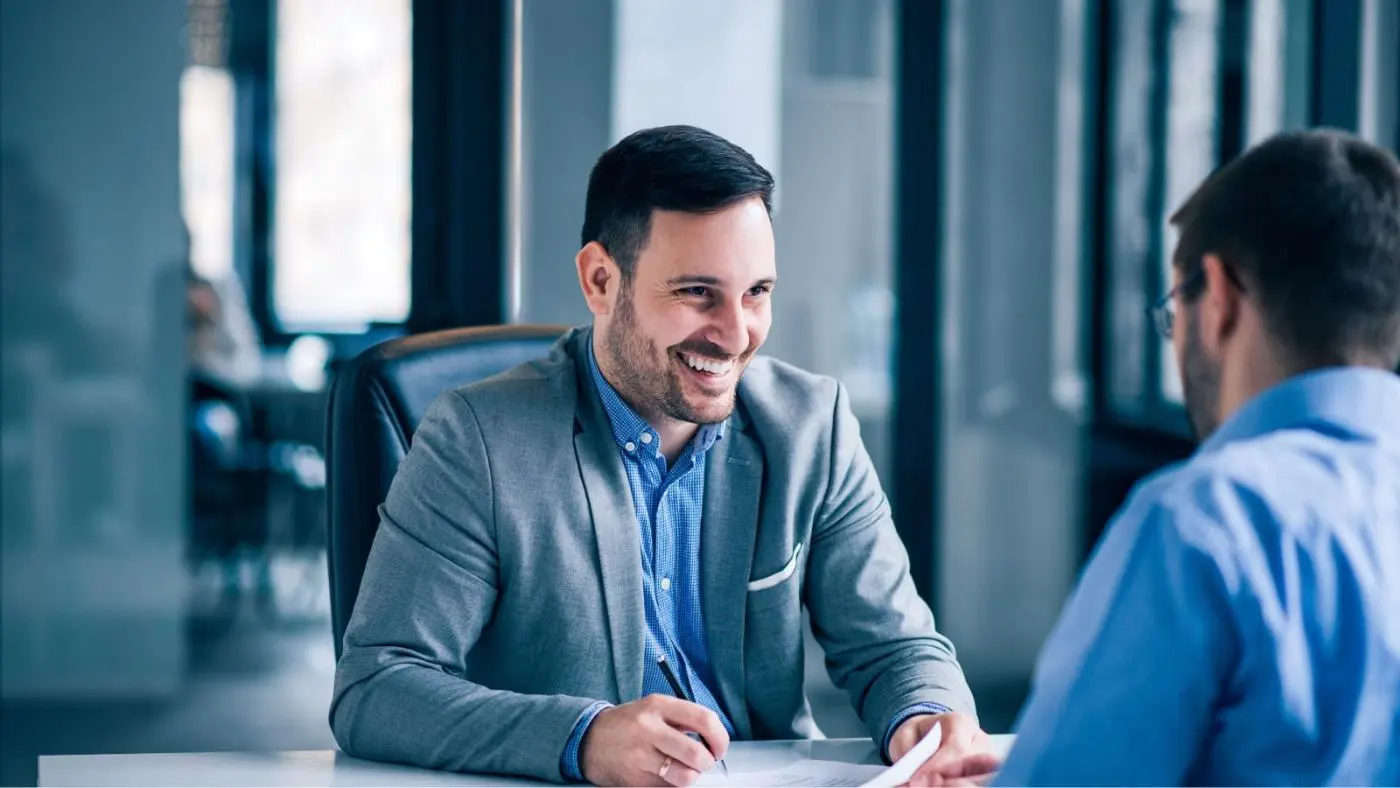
[330,327,974,782]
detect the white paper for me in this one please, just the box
[857,720,942,788]
[698,760,887,787]
[697,722,942,788]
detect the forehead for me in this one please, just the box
[636,198,776,282]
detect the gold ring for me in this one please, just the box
[658,756,672,779]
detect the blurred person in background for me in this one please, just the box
[182,223,267,610]
[939,129,1400,786]
[184,226,261,391]
[183,218,262,470]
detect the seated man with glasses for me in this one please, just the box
[942,129,1400,786]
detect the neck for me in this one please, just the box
[1217,337,1289,428]
[655,422,699,465]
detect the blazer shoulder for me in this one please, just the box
[446,352,580,435]
[739,355,843,425]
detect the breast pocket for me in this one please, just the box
[747,541,802,592]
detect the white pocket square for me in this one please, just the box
[747,542,803,592]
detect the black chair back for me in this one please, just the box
[325,324,567,657]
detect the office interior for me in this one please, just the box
[0,0,1396,784]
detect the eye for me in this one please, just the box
[679,286,711,298]
[747,284,772,297]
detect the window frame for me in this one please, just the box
[226,0,509,349]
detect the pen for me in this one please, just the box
[656,655,729,777]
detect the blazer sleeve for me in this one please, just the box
[803,382,977,744]
[329,390,598,783]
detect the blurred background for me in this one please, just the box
[0,0,1396,784]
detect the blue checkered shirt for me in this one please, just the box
[560,345,734,781]
[560,346,944,780]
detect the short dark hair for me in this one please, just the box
[581,125,775,279]
[1170,128,1400,370]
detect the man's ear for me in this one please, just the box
[577,241,619,317]
[1198,252,1242,354]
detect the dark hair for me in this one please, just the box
[1170,128,1400,370]
[581,125,775,279]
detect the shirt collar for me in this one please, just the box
[1199,366,1400,455]
[585,338,726,457]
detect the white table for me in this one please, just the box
[40,735,1016,786]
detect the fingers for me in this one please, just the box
[944,775,996,787]
[921,739,964,771]
[888,716,935,763]
[923,734,991,773]
[652,696,731,758]
[652,752,702,788]
[909,752,1003,788]
[652,724,716,775]
[945,752,1002,778]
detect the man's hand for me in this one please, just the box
[580,695,730,787]
[888,712,1000,787]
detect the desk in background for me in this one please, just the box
[41,736,1016,787]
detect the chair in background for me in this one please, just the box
[324,324,567,658]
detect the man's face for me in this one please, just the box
[1173,270,1223,440]
[599,197,775,427]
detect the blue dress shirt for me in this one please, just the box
[561,346,734,780]
[562,346,944,780]
[998,368,1400,786]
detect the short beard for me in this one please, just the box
[1180,307,1222,441]
[601,285,737,426]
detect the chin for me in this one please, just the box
[678,388,738,425]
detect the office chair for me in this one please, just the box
[324,324,567,658]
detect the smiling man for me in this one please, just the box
[330,125,987,785]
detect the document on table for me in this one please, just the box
[697,760,886,787]
[697,722,942,788]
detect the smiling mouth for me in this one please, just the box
[675,351,737,385]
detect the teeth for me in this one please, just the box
[681,353,734,375]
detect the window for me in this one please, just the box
[1358,0,1399,150]
[182,67,236,279]
[1103,0,1311,424]
[1156,0,1315,403]
[1158,0,1222,404]
[181,0,235,278]
[273,0,412,330]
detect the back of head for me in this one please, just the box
[1170,128,1400,371]
[580,125,775,279]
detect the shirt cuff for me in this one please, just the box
[561,701,612,782]
[882,703,949,763]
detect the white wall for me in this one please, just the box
[1,0,188,698]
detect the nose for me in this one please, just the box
[705,300,749,357]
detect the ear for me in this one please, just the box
[576,241,620,317]
[1198,252,1242,355]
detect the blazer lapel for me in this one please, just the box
[571,339,645,702]
[701,412,762,740]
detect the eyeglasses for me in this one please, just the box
[1148,270,1202,340]
[1147,264,1245,340]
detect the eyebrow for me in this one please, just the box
[664,275,777,289]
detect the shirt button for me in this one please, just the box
[624,441,636,452]
[660,577,671,591]
[640,433,653,445]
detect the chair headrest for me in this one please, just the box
[324,324,568,657]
